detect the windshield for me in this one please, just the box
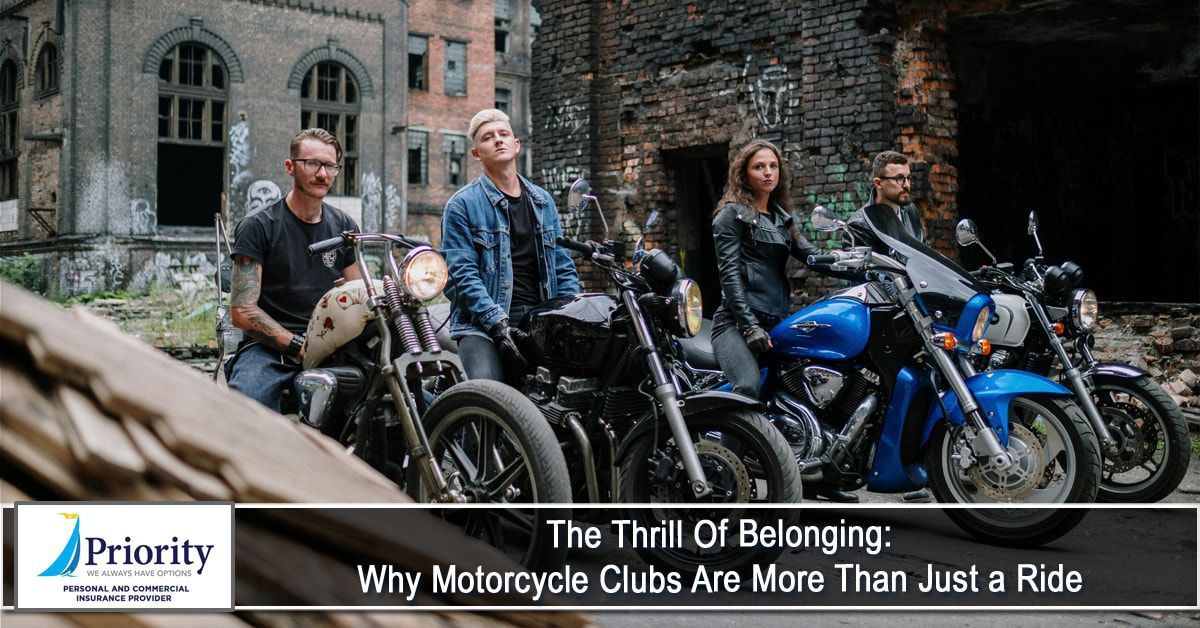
[861,204,985,318]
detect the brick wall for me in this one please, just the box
[406,0,496,244]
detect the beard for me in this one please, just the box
[295,177,331,199]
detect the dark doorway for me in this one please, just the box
[950,2,1199,303]
[664,144,728,317]
[157,144,225,227]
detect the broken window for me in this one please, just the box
[156,43,227,227]
[36,44,58,96]
[444,134,467,186]
[408,130,428,185]
[495,88,511,115]
[444,40,466,96]
[0,59,16,202]
[301,61,360,196]
[408,35,428,91]
[495,0,511,54]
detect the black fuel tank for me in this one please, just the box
[523,293,619,371]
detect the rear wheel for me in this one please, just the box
[1092,374,1191,503]
[928,395,1100,547]
[408,379,571,571]
[618,409,801,574]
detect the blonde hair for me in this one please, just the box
[468,109,512,144]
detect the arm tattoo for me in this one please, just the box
[230,254,291,350]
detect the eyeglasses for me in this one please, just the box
[880,175,914,185]
[293,159,342,176]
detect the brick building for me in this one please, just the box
[404,0,539,245]
[531,0,1199,309]
[0,0,405,297]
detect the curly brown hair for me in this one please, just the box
[715,139,790,215]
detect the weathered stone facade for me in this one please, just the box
[1,0,406,298]
[1094,303,1200,408]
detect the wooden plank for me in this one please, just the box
[121,417,234,501]
[0,428,89,498]
[55,384,147,478]
[0,364,74,462]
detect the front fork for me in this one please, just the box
[623,290,712,498]
[894,277,1013,468]
[1027,297,1116,450]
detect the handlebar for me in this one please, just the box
[555,235,596,255]
[807,254,838,265]
[307,234,349,256]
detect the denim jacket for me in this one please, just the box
[441,173,580,339]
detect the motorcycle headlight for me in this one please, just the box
[673,279,703,337]
[970,307,990,343]
[1071,288,1098,332]
[401,246,449,301]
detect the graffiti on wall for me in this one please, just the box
[742,55,798,130]
[360,172,382,230]
[245,180,282,216]
[543,101,589,139]
[130,198,156,235]
[59,245,126,296]
[385,184,400,231]
[129,251,218,294]
[229,121,252,188]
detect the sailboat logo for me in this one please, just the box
[38,513,81,577]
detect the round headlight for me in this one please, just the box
[673,279,703,337]
[401,246,449,301]
[970,306,991,343]
[1071,289,1098,332]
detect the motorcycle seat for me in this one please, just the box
[676,318,719,370]
[426,302,459,354]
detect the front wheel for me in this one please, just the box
[1092,374,1191,503]
[408,379,571,571]
[927,395,1101,547]
[618,409,802,574]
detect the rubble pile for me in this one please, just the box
[1093,303,1200,414]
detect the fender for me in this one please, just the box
[614,390,763,462]
[920,369,1074,447]
[1091,362,1149,380]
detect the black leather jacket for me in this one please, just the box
[712,202,821,332]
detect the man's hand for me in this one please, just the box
[744,325,773,354]
[489,319,529,367]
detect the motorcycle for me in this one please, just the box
[431,179,801,573]
[679,204,1102,547]
[955,212,1190,502]
[294,230,571,570]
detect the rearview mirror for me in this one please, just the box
[810,205,842,232]
[567,179,592,217]
[955,219,980,247]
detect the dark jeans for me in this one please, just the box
[225,341,301,412]
[459,305,532,383]
[711,305,782,400]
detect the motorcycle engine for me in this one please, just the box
[528,367,600,426]
[770,363,879,472]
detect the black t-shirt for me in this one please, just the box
[505,187,542,308]
[230,198,359,334]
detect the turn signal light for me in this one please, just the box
[1051,322,1065,336]
[977,339,992,356]
[933,332,958,350]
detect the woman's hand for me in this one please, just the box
[744,325,773,354]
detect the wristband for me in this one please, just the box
[286,333,305,358]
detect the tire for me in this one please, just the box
[408,379,571,571]
[1093,374,1191,503]
[927,395,1101,548]
[618,409,802,574]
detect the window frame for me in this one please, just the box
[408,34,429,91]
[443,40,467,97]
[157,43,228,147]
[35,44,59,97]
[407,130,428,186]
[300,61,360,196]
[1,59,20,201]
[443,133,467,187]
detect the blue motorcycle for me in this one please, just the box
[679,205,1101,546]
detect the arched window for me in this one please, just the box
[301,61,358,196]
[36,44,58,96]
[1,59,18,201]
[156,43,227,227]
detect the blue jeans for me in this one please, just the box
[225,342,301,412]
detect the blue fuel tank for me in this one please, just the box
[768,297,870,361]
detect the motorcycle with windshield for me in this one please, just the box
[432,179,801,573]
[955,212,1190,502]
[680,205,1101,547]
[295,230,571,570]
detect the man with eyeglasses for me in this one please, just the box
[846,150,926,251]
[225,127,361,411]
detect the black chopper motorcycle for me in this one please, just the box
[431,179,801,573]
[955,212,1190,502]
[294,230,571,570]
